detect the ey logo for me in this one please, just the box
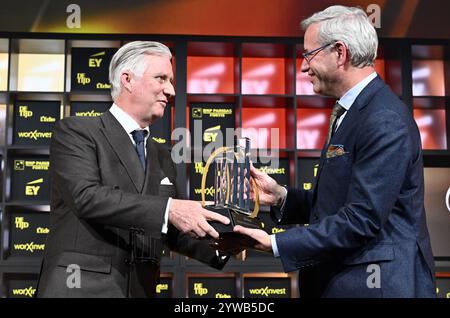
[89,51,105,67]
[25,178,43,196]
[193,283,208,296]
[15,217,29,230]
[203,125,221,142]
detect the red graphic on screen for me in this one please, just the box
[413,109,447,150]
[242,108,286,149]
[297,108,332,150]
[187,57,235,94]
[242,58,285,95]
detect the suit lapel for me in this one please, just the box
[312,76,385,207]
[100,112,145,192]
[142,139,162,195]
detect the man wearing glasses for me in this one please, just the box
[231,5,436,297]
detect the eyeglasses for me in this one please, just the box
[302,42,335,63]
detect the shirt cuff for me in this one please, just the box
[270,234,280,258]
[278,186,288,211]
[161,197,172,234]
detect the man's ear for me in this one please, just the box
[334,41,348,67]
[120,71,132,93]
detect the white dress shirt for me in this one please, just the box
[109,103,171,234]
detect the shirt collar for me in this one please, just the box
[109,103,150,137]
[338,72,377,111]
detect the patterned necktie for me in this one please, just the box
[131,129,148,170]
[326,102,346,144]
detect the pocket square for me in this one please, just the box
[326,144,347,158]
[160,177,173,185]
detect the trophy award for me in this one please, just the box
[201,137,264,242]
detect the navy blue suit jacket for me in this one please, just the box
[274,76,436,297]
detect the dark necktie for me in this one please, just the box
[326,102,346,144]
[131,129,148,170]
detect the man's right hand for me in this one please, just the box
[168,199,230,239]
[250,163,286,206]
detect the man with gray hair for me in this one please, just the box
[37,41,230,297]
[232,6,436,297]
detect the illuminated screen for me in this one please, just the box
[297,108,332,150]
[242,58,285,95]
[0,53,8,90]
[412,60,445,96]
[241,107,286,149]
[18,54,64,92]
[424,168,450,257]
[187,56,235,94]
[413,109,447,150]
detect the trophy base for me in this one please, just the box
[205,206,264,237]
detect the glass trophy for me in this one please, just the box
[201,137,264,241]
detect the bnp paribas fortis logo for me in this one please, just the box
[192,108,202,118]
[25,178,44,196]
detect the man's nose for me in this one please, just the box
[164,82,175,97]
[301,58,309,73]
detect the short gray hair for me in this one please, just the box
[109,41,172,99]
[301,5,378,67]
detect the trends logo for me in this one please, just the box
[15,217,29,230]
[25,178,44,196]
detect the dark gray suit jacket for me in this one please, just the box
[36,111,226,297]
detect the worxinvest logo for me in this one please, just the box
[17,130,52,140]
[12,286,36,298]
[75,110,103,117]
[14,242,45,253]
[25,178,44,196]
[248,286,286,297]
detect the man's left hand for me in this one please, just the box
[233,225,272,253]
